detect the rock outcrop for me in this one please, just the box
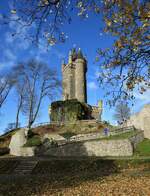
[9,128,35,156]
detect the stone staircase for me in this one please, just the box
[13,160,38,175]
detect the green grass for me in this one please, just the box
[135,139,150,156]
[102,130,139,140]
[24,135,42,147]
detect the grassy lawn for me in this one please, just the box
[100,130,140,140]
[135,139,150,156]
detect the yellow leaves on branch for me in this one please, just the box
[11,9,16,14]
[114,36,128,49]
[134,40,141,46]
[115,40,122,48]
[42,0,49,5]
[124,3,133,14]
[112,59,121,66]
[107,20,112,27]
[139,5,150,19]
[47,37,56,46]
[126,82,134,90]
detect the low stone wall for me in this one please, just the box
[9,127,144,157]
[38,130,144,157]
[41,139,133,157]
[69,132,104,142]
[110,126,135,136]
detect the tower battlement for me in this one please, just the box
[62,48,87,103]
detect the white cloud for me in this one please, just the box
[134,89,150,102]
[0,61,14,72]
[87,81,98,90]
[130,86,150,114]
[133,82,150,102]
[4,49,16,61]
[5,32,14,43]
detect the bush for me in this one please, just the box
[24,136,41,147]
[51,99,92,122]
[0,147,10,156]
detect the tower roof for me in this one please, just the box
[77,48,84,60]
[71,48,77,60]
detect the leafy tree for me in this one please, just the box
[113,102,131,124]
[97,0,150,105]
[1,0,149,104]
[13,59,60,128]
[2,0,101,44]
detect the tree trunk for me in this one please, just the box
[15,95,23,129]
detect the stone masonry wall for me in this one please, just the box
[40,131,143,157]
[43,139,133,157]
[126,104,150,139]
[75,59,87,103]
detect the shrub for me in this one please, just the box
[24,135,41,147]
[51,99,92,122]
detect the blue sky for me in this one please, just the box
[0,1,149,133]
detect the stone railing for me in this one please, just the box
[49,126,139,147]
[110,126,136,136]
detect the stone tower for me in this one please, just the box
[62,48,87,103]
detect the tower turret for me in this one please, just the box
[77,48,84,59]
[62,48,87,103]
[68,50,72,64]
[75,48,87,103]
[72,48,77,60]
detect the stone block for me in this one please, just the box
[9,128,27,156]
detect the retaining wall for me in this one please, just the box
[37,131,144,157]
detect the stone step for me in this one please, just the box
[13,161,38,174]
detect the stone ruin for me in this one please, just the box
[126,104,150,139]
[49,48,102,122]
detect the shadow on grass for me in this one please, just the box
[0,159,118,196]
[0,157,150,196]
